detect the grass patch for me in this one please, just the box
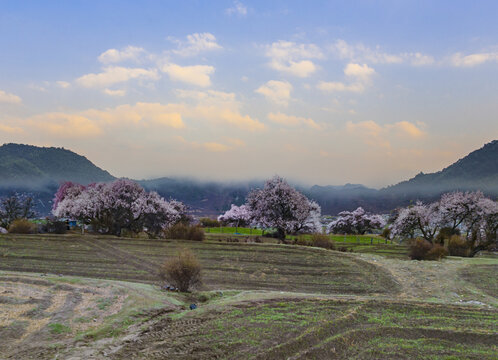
[48,323,71,334]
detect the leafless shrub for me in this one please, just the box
[159,248,202,292]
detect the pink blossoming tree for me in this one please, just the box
[390,191,497,256]
[246,176,322,240]
[218,204,252,232]
[327,207,385,235]
[52,179,183,237]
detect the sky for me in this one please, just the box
[1,0,497,188]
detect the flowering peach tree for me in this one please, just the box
[327,207,385,235]
[246,176,322,240]
[390,191,497,255]
[52,179,183,237]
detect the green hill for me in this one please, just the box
[0,143,115,187]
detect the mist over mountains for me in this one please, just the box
[0,141,496,216]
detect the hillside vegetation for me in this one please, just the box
[0,143,114,187]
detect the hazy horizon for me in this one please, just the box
[1,1,497,187]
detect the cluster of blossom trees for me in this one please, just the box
[327,207,385,235]
[52,179,187,237]
[218,176,322,239]
[390,191,498,255]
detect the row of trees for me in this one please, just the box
[391,191,498,255]
[218,176,387,240]
[217,178,497,256]
[52,179,188,237]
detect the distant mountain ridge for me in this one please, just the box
[0,143,115,187]
[381,140,498,196]
[0,141,496,216]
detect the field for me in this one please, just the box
[205,227,391,245]
[0,233,497,359]
[0,234,398,293]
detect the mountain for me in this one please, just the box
[303,184,379,214]
[381,140,498,200]
[0,143,115,188]
[140,177,262,217]
[0,141,496,216]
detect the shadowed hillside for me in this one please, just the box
[378,140,498,207]
[0,143,115,187]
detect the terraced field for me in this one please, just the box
[0,234,399,295]
[0,272,175,359]
[0,234,497,359]
[111,298,497,359]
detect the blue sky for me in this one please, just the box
[1,1,497,187]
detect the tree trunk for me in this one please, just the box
[277,228,286,243]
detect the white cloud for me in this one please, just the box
[0,123,23,133]
[270,59,317,78]
[450,51,498,67]
[390,121,425,138]
[76,66,159,88]
[28,83,47,92]
[212,109,265,131]
[225,1,247,16]
[171,33,222,57]
[317,81,365,93]
[317,63,374,93]
[203,142,230,152]
[162,63,214,87]
[345,120,425,148]
[255,80,292,105]
[266,40,323,77]
[344,63,375,81]
[56,81,71,89]
[176,136,245,153]
[14,104,184,140]
[175,89,235,103]
[331,39,434,66]
[0,90,21,104]
[98,46,146,64]
[29,112,103,138]
[268,112,320,129]
[104,88,126,97]
[84,103,185,129]
[175,89,264,131]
